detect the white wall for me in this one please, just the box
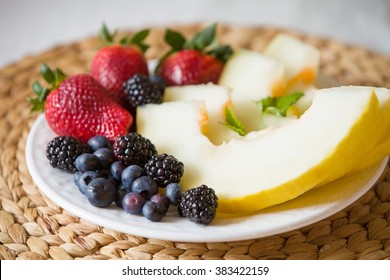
[0,0,389,67]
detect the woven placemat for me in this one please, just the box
[1,24,390,260]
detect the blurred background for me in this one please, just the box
[0,0,389,67]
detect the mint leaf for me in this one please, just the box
[255,92,304,116]
[276,93,304,116]
[255,96,274,111]
[223,107,247,136]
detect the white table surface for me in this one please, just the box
[0,0,389,68]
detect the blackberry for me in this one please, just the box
[123,74,163,107]
[46,136,89,173]
[113,132,157,166]
[145,153,184,187]
[178,185,218,225]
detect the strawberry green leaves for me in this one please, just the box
[164,29,187,51]
[255,92,304,116]
[154,29,186,72]
[184,23,217,51]
[99,23,150,52]
[29,64,67,112]
[158,23,233,71]
[155,23,233,85]
[164,23,217,52]
[207,45,233,64]
[99,23,117,46]
[120,29,150,52]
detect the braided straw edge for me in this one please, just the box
[0,23,390,260]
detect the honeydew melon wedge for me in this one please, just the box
[163,84,237,144]
[137,86,381,214]
[263,33,320,93]
[313,86,390,187]
[218,49,286,132]
[218,35,321,132]
[352,87,390,169]
[260,112,297,129]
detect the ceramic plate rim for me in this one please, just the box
[25,114,388,242]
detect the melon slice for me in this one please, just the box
[137,86,381,214]
[163,84,237,144]
[352,87,390,169]
[313,86,390,187]
[218,49,286,132]
[264,33,320,92]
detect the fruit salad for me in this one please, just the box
[29,23,390,225]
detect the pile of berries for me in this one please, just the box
[30,23,230,143]
[46,133,218,224]
[37,23,225,225]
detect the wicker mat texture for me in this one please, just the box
[1,24,390,260]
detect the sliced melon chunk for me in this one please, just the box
[137,87,381,214]
[218,49,286,131]
[353,87,390,169]
[264,33,320,92]
[163,84,237,144]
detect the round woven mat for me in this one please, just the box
[1,24,390,260]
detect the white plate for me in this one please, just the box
[26,114,387,242]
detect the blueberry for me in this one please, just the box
[142,201,165,222]
[131,176,157,199]
[110,161,127,182]
[93,148,116,168]
[84,178,116,207]
[73,171,83,186]
[96,169,119,187]
[166,183,183,206]
[75,170,100,194]
[115,186,129,207]
[95,169,111,179]
[150,193,170,214]
[149,74,167,90]
[121,165,144,191]
[88,136,112,151]
[122,192,146,214]
[75,153,102,172]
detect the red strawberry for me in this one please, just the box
[30,64,133,142]
[91,24,149,105]
[158,49,223,85]
[156,23,232,86]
